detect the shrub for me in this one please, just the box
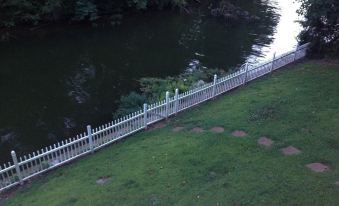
[114,92,147,118]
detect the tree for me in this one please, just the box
[73,0,98,21]
[297,0,339,57]
[0,0,187,29]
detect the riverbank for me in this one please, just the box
[2,59,339,205]
[0,0,281,163]
[0,0,268,41]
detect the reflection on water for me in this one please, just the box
[0,0,301,162]
[179,15,203,49]
[66,65,96,104]
[247,0,302,63]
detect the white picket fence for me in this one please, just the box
[0,43,309,192]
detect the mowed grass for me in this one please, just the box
[2,60,339,206]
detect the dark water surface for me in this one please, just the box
[0,0,301,162]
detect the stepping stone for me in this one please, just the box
[96,176,111,184]
[335,181,339,186]
[210,127,225,133]
[172,127,184,132]
[281,146,301,156]
[258,137,273,146]
[191,127,204,133]
[231,130,247,137]
[306,163,330,173]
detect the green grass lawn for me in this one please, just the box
[2,60,339,206]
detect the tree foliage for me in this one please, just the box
[0,0,187,28]
[297,0,339,57]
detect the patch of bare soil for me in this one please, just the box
[96,176,111,185]
[149,122,167,131]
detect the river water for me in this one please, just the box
[0,0,302,162]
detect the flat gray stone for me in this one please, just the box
[281,146,301,156]
[231,130,247,137]
[210,127,225,133]
[191,127,204,133]
[172,127,184,132]
[258,137,273,146]
[306,163,330,173]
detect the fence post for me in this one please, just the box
[293,45,299,61]
[165,91,170,118]
[270,52,276,72]
[11,151,23,185]
[143,103,148,129]
[243,63,249,85]
[174,88,179,115]
[87,125,94,153]
[212,74,217,97]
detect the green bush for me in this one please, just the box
[113,67,226,117]
[114,92,147,118]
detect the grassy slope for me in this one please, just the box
[2,60,339,206]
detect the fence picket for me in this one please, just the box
[11,151,22,185]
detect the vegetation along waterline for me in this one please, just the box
[0,0,271,40]
[1,60,339,205]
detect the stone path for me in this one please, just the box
[172,126,227,134]
[172,124,334,179]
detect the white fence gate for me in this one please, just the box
[0,43,309,192]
